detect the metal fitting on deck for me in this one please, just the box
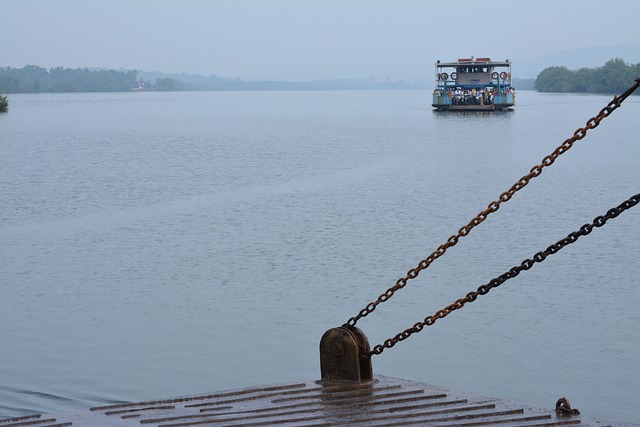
[319,325,372,382]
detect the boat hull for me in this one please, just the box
[432,92,515,111]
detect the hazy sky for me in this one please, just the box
[1,0,638,81]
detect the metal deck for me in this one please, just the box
[0,376,626,427]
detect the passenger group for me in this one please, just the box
[444,86,514,106]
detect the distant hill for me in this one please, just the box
[513,43,640,78]
[138,70,427,91]
[512,78,536,90]
[3,44,638,94]
[137,70,235,85]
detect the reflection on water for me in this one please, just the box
[432,109,514,118]
[0,90,638,423]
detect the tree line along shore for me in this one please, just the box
[1,59,638,96]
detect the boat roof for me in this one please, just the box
[436,59,511,67]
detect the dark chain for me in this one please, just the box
[346,77,640,327]
[365,193,640,357]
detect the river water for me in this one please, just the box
[0,90,638,424]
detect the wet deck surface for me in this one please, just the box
[0,376,628,426]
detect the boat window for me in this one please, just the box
[455,66,489,74]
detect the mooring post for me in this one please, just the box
[319,325,372,382]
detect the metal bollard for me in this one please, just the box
[320,325,372,382]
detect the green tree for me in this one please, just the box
[536,59,639,94]
[0,66,138,93]
[155,77,183,91]
[0,95,8,112]
[572,67,592,92]
[535,66,574,92]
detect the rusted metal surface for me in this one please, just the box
[2,376,631,426]
[556,398,581,417]
[320,325,372,382]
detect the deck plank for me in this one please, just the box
[1,376,631,426]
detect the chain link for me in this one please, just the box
[346,77,640,327]
[365,193,640,357]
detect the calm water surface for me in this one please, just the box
[0,90,638,424]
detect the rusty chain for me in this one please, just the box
[346,77,640,328]
[364,192,640,358]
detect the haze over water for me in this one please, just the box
[1,1,640,80]
[0,90,638,424]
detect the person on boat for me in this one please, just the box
[453,87,462,105]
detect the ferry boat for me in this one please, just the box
[432,57,515,111]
